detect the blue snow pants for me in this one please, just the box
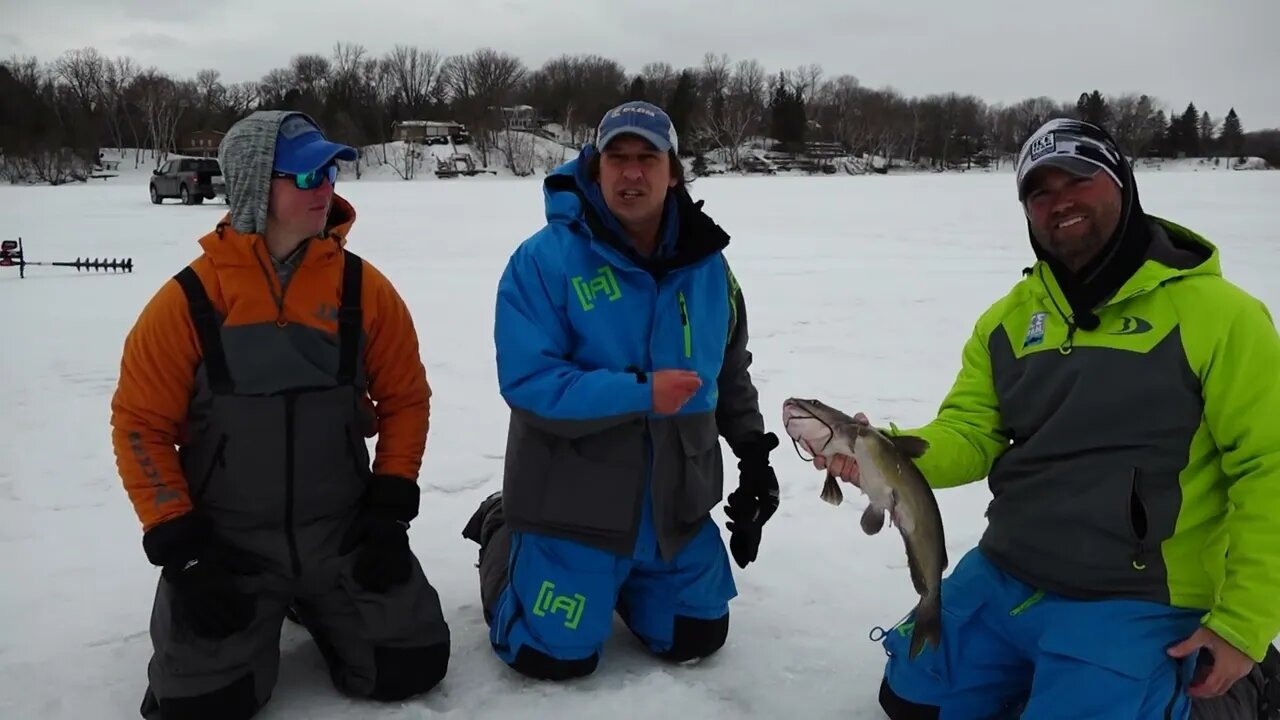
[882,547,1205,720]
[488,516,738,668]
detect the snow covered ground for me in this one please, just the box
[1,168,1277,719]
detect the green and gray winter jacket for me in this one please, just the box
[899,216,1280,662]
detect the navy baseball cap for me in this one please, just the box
[1016,118,1126,202]
[273,114,357,175]
[596,101,679,154]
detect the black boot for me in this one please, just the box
[462,491,508,625]
[462,491,504,555]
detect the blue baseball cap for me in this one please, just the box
[595,101,679,154]
[273,114,357,174]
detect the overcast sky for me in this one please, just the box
[3,0,1278,129]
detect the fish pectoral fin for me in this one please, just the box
[860,504,886,535]
[820,473,844,506]
[889,435,930,458]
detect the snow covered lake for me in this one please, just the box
[1,167,1277,719]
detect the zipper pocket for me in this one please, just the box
[1128,467,1149,570]
[677,291,692,358]
[191,435,228,504]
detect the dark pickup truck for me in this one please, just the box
[149,158,227,205]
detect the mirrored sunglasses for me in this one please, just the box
[273,163,337,190]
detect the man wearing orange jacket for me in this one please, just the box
[110,110,450,720]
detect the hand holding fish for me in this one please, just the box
[810,411,870,486]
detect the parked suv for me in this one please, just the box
[149,158,226,205]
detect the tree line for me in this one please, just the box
[2,43,1277,184]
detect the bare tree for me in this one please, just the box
[257,67,295,108]
[224,81,259,116]
[52,47,106,112]
[30,148,90,184]
[441,47,526,165]
[1108,93,1161,158]
[383,45,440,117]
[523,53,626,145]
[134,72,188,165]
[194,68,226,121]
[640,61,677,104]
[794,63,824,104]
[97,56,140,162]
[495,125,537,175]
[331,42,366,81]
[811,75,862,148]
[698,52,731,107]
[698,59,767,169]
[289,54,331,96]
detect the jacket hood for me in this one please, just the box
[540,146,729,277]
[1031,215,1219,318]
[218,109,326,236]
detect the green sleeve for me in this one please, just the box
[1195,297,1280,663]
[894,320,1010,489]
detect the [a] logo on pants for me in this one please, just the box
[533,580,587,630]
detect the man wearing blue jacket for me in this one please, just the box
[463,100,780,680]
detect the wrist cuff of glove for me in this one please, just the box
[142,512,209,568]
[731,431,779,462]
[366,475,420,524]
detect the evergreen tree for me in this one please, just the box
[666,70,697,156]
[628,76,647,103]
[1178,102,1200,156]
[1158,111,1179,158]
[1220,107,1244,156]
[769,72,806,151]
[1200,110,1214,155]
[1076,90,1109,126]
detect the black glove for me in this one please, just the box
[724,432,780,569]
[143,513,255,640]
[163,557,256,639]
[342,475,419,593]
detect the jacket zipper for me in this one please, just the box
[284,394,302,576]
[677,291,692,358]
[252,241,304,326]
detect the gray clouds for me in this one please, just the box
[2,0,1277,127]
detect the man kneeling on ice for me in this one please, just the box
[814,118,1280,720]
[111,111,450,719]
[463,101,780,680]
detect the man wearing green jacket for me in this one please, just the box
[813,118,1280,720]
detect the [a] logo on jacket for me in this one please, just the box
[571,266,622,311]
[1023,311,1048,348]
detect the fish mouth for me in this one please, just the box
[782,399,835,461]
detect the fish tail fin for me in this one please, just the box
[820,473,844,506]
[908,595,942,660]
